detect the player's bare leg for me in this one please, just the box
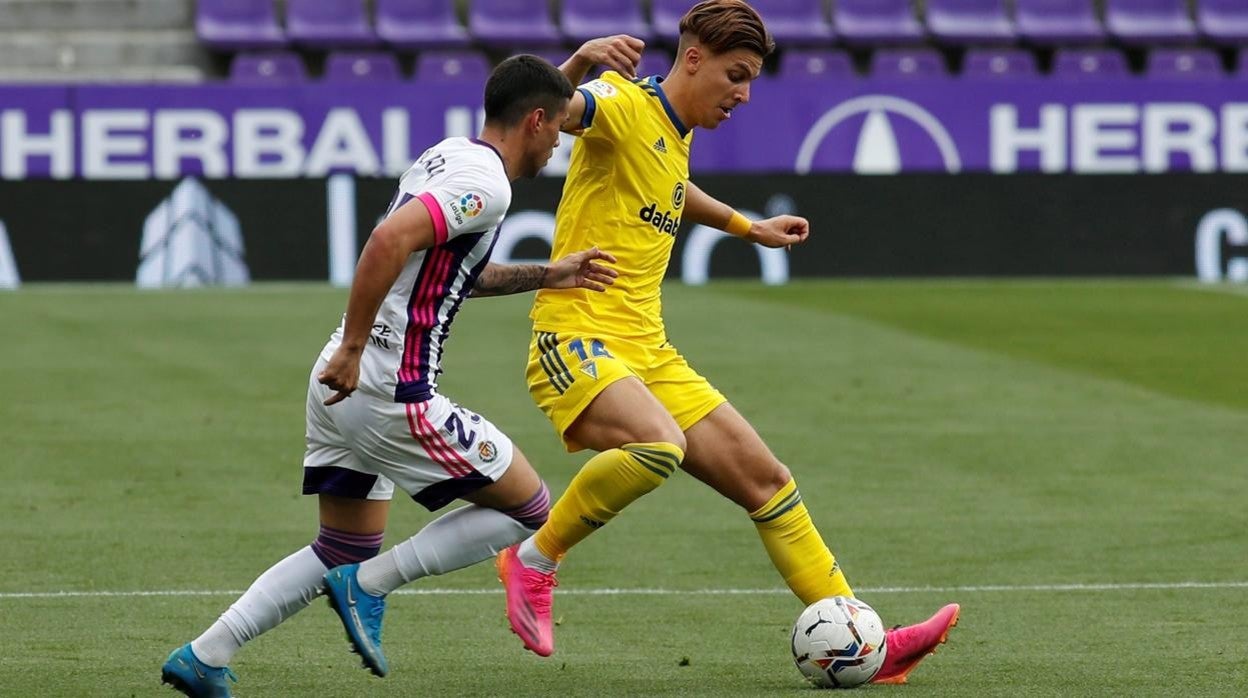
[502,377,685,655]
[328,451,551,675]
[682,403,958,684]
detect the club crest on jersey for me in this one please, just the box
[478,440,498,463]
[579,359,599,380]
[672,182,685,209]
[450,192,484,224]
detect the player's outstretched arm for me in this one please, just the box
[471,248,618,297]
[556,35,644,132]
[319,200,438,405]
[684,180,811,249]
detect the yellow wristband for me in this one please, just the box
[726,211,753,237]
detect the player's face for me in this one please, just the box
[523,100,570,178]
[693,48,763,130]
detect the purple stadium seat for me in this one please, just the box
[1237,51,1248,79]
[1051,48,1130,79]
[1198,0,1248,45]
[376,0,470,49]
[1147,48,1224,79]
[871,48,947,78]
[651,0,694,43]
[469,0,562,48]
[229,51,307,84]
[561,0,653,43]
[962,48,1038,78]
[286,0,378,49]
[414,49,491,82]
[834,0,925,45]
[1015,0,1106,45]
[926,0,1016,44]
[1104,0,1197,45]
[196,0,285,51]
[779,49,855,79]
[749,0,835,45]
[324,51,403,82]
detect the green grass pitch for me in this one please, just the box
[1,280,1245,696]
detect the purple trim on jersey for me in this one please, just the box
[388,190,415,216]
[411,471,493,511]
[394,233,480,402]
[430,230,497,372]
[302,466,380,499]
[469,138,505,166]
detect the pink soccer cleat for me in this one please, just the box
[495,545,558,657]
[872,603,961,685]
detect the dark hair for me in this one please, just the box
[483,55,574,126]
[678,0,775,57]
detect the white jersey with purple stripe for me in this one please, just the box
[321,137,512,403]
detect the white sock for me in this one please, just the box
[190,546,327,668]
[517,537,559,574]
[356,504,535,596]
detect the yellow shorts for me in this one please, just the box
[526,330,727,452]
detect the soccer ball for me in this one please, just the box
[791,596,888,688]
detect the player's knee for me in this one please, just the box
[505,481,551,530]
[310,524,384,568]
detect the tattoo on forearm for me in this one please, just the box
[471,264,549,297]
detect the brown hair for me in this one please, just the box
[678,0,775,57]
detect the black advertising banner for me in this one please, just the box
[1,175,1245,282]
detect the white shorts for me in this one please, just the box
[302,359,515,510]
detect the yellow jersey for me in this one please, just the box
[530,71,693,340]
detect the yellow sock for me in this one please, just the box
[533,442,684,562]
[751,479,853,605]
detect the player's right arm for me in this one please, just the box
[556,35,644,133]
[318,200,438,405]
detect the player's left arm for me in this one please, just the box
[557,35,644,132]
[684,180,810,249]
[471,248,619,297]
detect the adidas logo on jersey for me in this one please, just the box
[652,137,667,154]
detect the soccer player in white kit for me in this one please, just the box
[161,52,629,697]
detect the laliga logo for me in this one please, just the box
[795,95,961,174]
[458,193,484,218]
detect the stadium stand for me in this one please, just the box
[962,47,1040,77]
[778,48,855,79]
[1197,0,1248,45]
[833,0,927,46]
[1015,0,1108,44]
[1105,0,1199,44]
[871,47,948,78]
[229,49,307,82]
[560,0,654,44]
[285,0,378,48]
[926,0,1016,45]
[375,0,472,49]
[1146,46,1224,77]
[748,0,835,45]
[324,49,404,81]
[413,48,492,81]
[1051,46,1132,78]
[469,0,563,48]
[2,1,1243,83]
[0,0,204,82]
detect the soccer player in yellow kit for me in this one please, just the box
[497,2,959,684]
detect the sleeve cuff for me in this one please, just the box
[578,87,597,129]
[416,192,448,245]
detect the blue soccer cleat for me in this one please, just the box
[324,563,389,677]
[160,643,237,698]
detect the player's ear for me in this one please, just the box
[528,108,545,134]
[683,45,702,75]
